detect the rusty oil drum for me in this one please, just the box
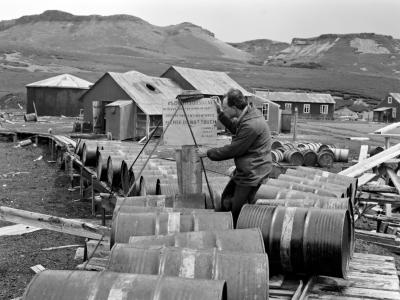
[128,228,266,253]
[22,270,227,300]
[107,245,268,300]
[237,204,352,278]
[111,211,233,247]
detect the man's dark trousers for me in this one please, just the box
[220,179,261,227]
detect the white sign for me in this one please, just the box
[163,98,217,146]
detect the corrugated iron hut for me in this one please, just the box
[81,71,182,139]
[26,74,92,116]
[255,91,336,120]
[161,66,281,132]
[104,100,135,140]
[373,93,400,122]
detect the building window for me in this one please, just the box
[285,103,292,111]
[261,103,269,121]
[388,96,392,104]
[393,107,397,118]
[303,104,310,113]
[320,105,329,114]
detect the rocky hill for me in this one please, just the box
[264,33,400,77]
[0,10,251,61]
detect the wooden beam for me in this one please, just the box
[357,192,400,205]
[0,206,110,239]
[360,185,398,193]
[339,143,400,177]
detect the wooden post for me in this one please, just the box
[293,107,298,142]
[175,149,183,194]
[91,175,95,216]
[181,145,202,194]
[12,134,17,143]
[384,137,390,149]
[80,166,84,199]
[34,135,38,145]
[145,114,150,140]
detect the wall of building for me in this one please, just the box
[81,74,133,123]
[373,94,400,122]
[26,87,86,116]
[276,102,334,119]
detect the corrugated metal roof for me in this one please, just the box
[109,71,183,115]
[106,100,133,107]
[389,93,400,103]
[250,95,280,108]
[254,91,336,104]
[26,74,92,89]
[373,106,392,111]
[164,66,252,96]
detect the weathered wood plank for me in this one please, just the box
[308,283,400,299]
[0,206,110,239]
[340,143,400,178]
[349,261,397,276]
[316,274,400,291]
[346,272,400,290]
[352,252,395,262]
[355,229,399,246]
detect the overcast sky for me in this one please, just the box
[1,0,399,43]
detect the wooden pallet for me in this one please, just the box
[303,252,400,300]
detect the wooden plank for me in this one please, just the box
[373,122,400,135]
[346,272,400,290]
[355,229,399,246]
[357,192,400,205]
[316,274,399,291]
[308,283,400,299]
[0,206,110,239]
[358,145,369,162]
[291,280,303,300]
[349,261,397,276]
[42,244,81,251]
[356,173,377,187]
[339,143,400,177]
[360,185,398,193]
[0,224,41,236]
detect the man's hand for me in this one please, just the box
[196,147,208,158]
[211,96,222,113]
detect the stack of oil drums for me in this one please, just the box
[271,140,349,167]
[238,166,356,278]
[22,143,355,299]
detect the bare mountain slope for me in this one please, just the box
[0,10,251,61]
[266,33,400,76]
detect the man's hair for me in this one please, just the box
[226,89,247,110]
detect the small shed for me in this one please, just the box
[254,90,336,120]
[334,107,359,120]
[373,93,400,122]
[80,70,182,139]
[105,100,135,140]
[26,74,92,116]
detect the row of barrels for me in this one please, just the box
[75,139,181,195]
[271,140,349,167]
[23,167,354,299]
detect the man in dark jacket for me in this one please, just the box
[197,88,272,226]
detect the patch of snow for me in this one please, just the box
[360,67,368,71]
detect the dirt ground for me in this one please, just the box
[0,140,93,299]
[1,119,400,298]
